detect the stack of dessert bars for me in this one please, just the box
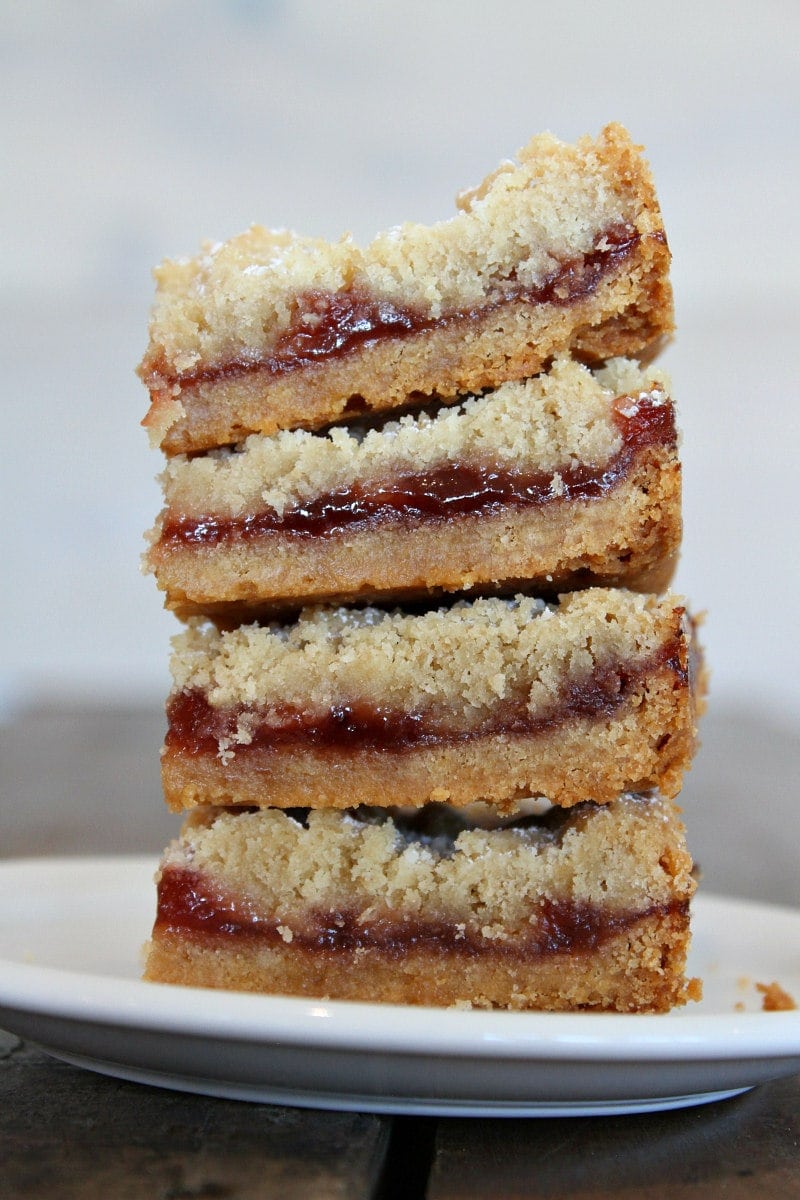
[140,123,704,1012]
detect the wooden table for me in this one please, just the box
[2,704,799,1198]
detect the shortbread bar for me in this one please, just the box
[147,357,680,618]
[144,795,700,1012]
[140,124,672,454]
[162,589,704,813]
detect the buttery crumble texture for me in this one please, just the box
[144,128,662,368]
[160,588,704,812]
[144,795,699,1011]
[169,588,686,719]
[152,356,669,519]
[162,795,694,920]
[139,123,673,453]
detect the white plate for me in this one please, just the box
[0,856,798,1117]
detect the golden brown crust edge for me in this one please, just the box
[144,910,695,1012]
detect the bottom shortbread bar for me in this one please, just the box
[144,795,700,1012]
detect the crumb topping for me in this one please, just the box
[164,794,695,928]
[169,589,686,719]
[154,356,670,520]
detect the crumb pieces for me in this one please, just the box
[756,981,797,1011]
[686,977,703,1003]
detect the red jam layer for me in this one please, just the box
[158,225,648,390]
[164,635,687,757]
[160,392,675,548]
[154,865,687,958]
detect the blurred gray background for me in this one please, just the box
[1,1,798,898]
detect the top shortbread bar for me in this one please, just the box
[140,124,673,455]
